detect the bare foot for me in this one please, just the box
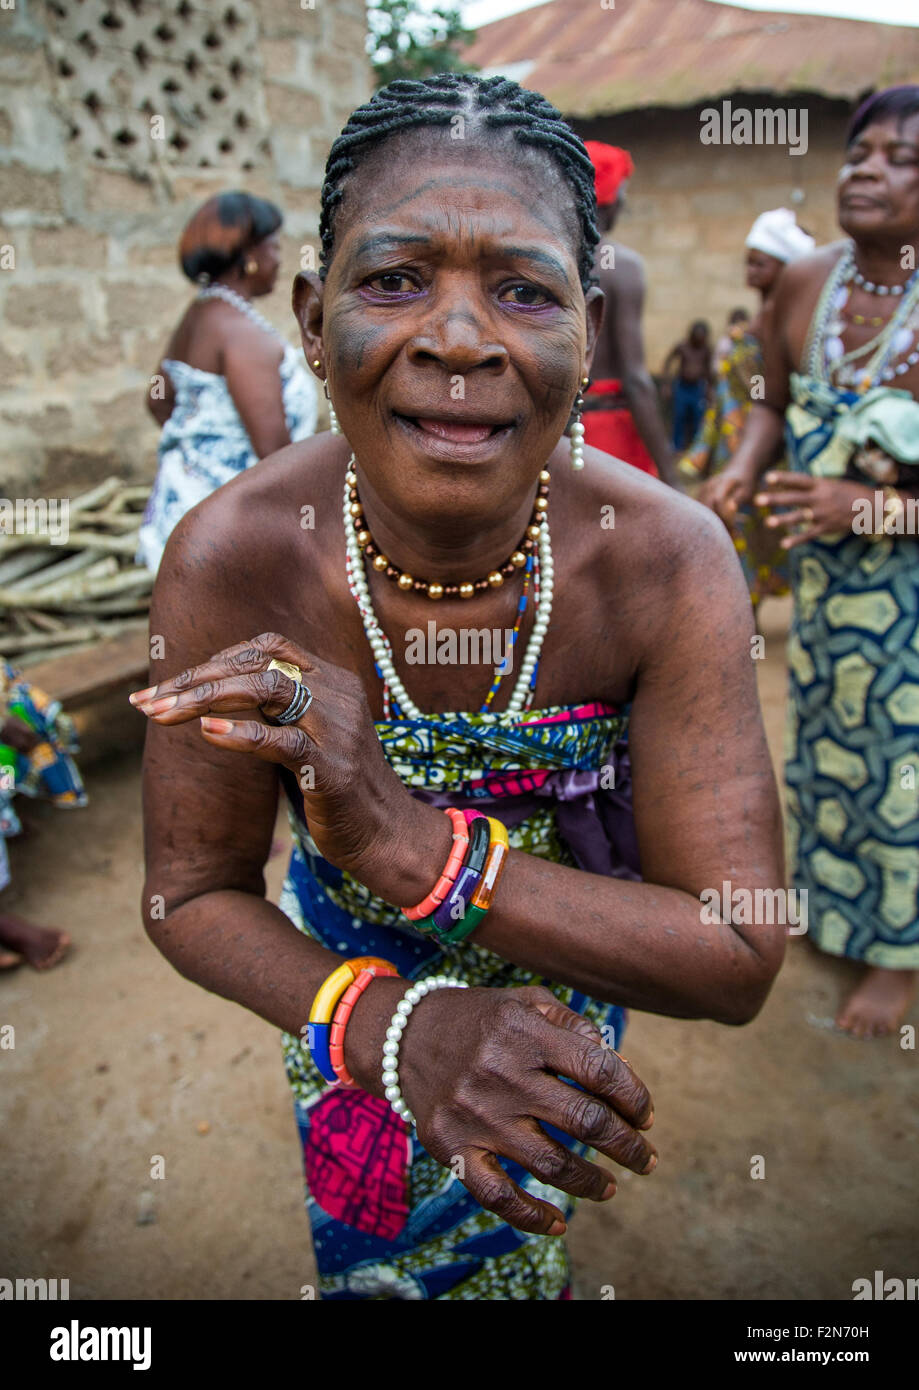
[0,912,71,970]
[836,966,917,1039]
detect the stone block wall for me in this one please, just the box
[1,0,370,497]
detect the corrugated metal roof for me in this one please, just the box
[464,0,919,117]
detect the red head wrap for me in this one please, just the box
[583,142,635,207]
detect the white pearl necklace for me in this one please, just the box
[196,282,283,341]
[382,975,469,1124]
[342,459,554,719]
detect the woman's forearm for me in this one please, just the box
[143,887,409,1095]
[474,852,779,1025]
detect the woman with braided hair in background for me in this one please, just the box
[136,73,783,1300]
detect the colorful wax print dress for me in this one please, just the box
[0,660,87,892]
[136,344,317,574]
[783,372,919,968]
[679,331,790,609]
[276,701,637,1300]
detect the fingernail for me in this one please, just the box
[129,687,157,705]
[201,717,234,734]
[143,694,178,715]
[753,494,766,505]
[641,1109,654,1130]
[642,1153,658,1174]
[601,1181,617,1200]
[548,1219,567,1236]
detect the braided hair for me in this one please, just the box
[318,73,600,292]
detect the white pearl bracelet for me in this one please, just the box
[382,975,468,1125]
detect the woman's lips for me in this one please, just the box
[413,417,500,443]
[393,412,515,461]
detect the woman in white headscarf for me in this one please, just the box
[685,209,816,612]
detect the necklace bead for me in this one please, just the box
[342,458,553,719]
[852,267,907,297]
[810,246,919,389]
[348,476,548,600]
[195,283,283,341]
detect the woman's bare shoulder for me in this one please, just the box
[577,449,746,613]
[777,239,848,295]
[158,432,347,589]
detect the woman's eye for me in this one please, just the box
[366,272,417,294]
[500,283,553,307]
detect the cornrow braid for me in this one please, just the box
[318,72,600,292]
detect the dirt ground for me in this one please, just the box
[1,597,917,1300]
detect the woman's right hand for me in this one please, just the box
[392,983,657,1236]
[698,460,756,525]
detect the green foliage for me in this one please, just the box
[367,0,479,87]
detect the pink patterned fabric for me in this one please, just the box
[465,702,617,798]
[303,1087,411,1240]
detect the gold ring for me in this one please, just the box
[267,658,302,683]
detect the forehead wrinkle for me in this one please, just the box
[345,171,580,254]
[353,232,433,260]
[345,214,577,284]
[853,116,919,147]
[371,172,554,218]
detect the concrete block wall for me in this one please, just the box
[0,0,370,497]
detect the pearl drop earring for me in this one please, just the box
[323,378,341,436]
[570,374,588,470]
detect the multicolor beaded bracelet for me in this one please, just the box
[441,817,510,943]
[402,806,469,921]
[308,955,398,1084]
[329,963,399,1087]
[429,813,491,934]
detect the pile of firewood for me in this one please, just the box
[0,477,153,668]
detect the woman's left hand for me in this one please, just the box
[753,471,872,549]
[130,631,448,905]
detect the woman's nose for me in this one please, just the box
[406,308,509,375]
[848,152,886,182]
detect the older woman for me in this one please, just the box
[702,86,919,1039]
[683,208,815,613]
[133,74,783,1301]
[137,191,317,573]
